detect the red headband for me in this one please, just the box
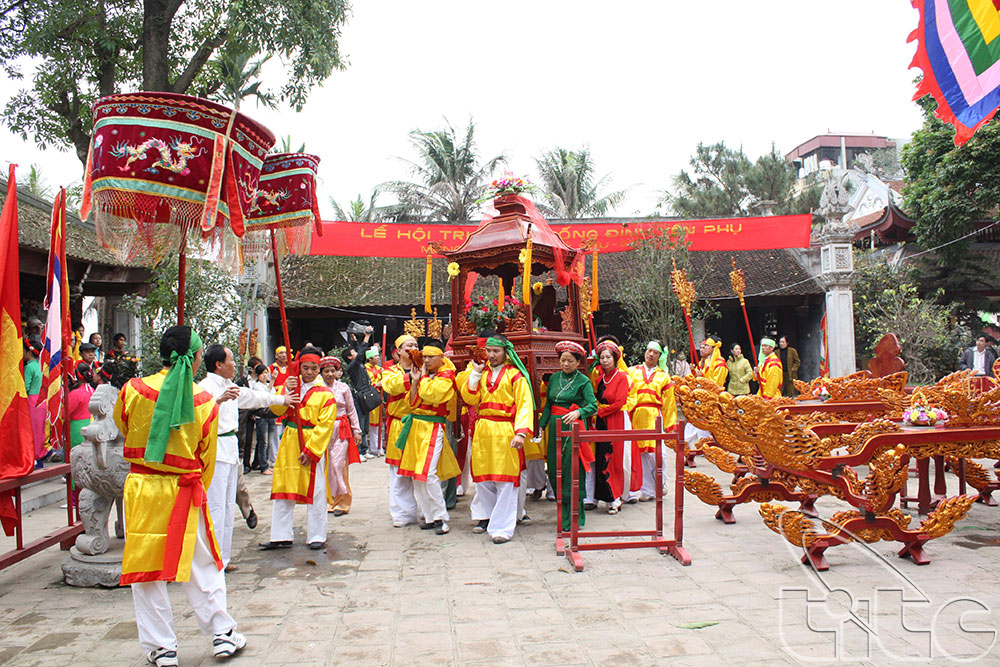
[298,353,322,366]
[596,340,620,360]
[555,340,587,358]
[320,356,340,369]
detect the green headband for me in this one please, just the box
[760,338,776,348]
[366,349,378,360]
[485,337,534,411]
[146,329,203,463]
[645,341,668,372]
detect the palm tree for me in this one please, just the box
[329,189,390,222]
[21,164,52,200]
[206,49,277,111]
[276,135,306,154]
[381,118,505,222]
[533,147,628,218]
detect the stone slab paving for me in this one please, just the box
[1,455,999,666]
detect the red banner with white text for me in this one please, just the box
[309,214,811,257]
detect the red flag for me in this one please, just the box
[39,188,70,456]
[0,164,35,535]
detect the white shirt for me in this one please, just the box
[200,372,285,465]
[973,349,987,374]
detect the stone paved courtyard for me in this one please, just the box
[1,457,999,666]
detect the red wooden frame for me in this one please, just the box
[0,463,82,571]
[554,417,691,571]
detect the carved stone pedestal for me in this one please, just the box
[62,538,124,588]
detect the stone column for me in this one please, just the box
[816,175,857,377]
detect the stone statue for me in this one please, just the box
[62,384,129,587]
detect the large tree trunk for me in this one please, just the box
[142,0,180,91]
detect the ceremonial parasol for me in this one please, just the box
[78,91,276,323]
[241,151,324,452]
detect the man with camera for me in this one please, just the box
[342,321,381,460]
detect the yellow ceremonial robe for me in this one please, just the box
[114,370,220,584]
[270,382,336,503]
[524,379,547,461]
[697,352,728,388]
[460,364,533,484]
[627,364,677,452]
[398,369,461,482]
[381,365,412,467]
[758,353,784,399]
[366,363,382,426]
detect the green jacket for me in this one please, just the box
[24,358,42,396]
[726,355,754,395]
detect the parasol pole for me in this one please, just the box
[670,259,698,365]
[379,323,387,456]
[269,229,307,452]
[177,230,187,325]
[730,257,757,364]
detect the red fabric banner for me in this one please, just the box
[0,165,36,534]
[309,214,812,258]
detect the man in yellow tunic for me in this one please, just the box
[627,341,677,502]
[114,325,245,667]
[381,335,420,527]
[694,337,728,387]
[365,350,383,456]
[261,346,336,550]
[756,337,784,399]
[460,334,533,544]
[396,343,462,534]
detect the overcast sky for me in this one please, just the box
[0,1,925,218]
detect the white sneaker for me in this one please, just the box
[147,648,178,667]
[364,453,376,460]
[212,630,247,658]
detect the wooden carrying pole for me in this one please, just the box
[730,257,757,363]
[269,229,307,451]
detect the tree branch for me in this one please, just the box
[171,27,227,94]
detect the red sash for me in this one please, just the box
[550,404,594,470]
[336,414,361,464]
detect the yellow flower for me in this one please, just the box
[532,281,543,295]
[518,249,527,265]
[447,262,460,279]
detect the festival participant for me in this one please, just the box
[113,325,246,666]
[68,363,96,449]
[778,336,801,396]
[365,350,384,457]
[756,338,784,399]
[460,334,533,544]
[69,321,84,364]
[585,335,629,509]
[525,374,552,501]
[23,338,45,460]
[539,340,598,532]
[89,333,104,365]
[726,343,754,396]
[594,341,639,514]
[397,342,462,534]
[694,337,728,388]
[627,341,677,502]
[264,346,291,475]
[260,346,336,550]
[381,335,420,527]
[79,341,98,370]
[320,356,362,516]
[200,345,292,569]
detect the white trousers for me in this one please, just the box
[470,480,517,540]
[269,422,285,466]
[524,459,547,492]
[411,429,449,523]
[684,422,711,447]
[205,460,238,566]
[640,450,671,498]
[584,468,596,504]
[269,456,328,544]
[389,464,419,526]
[131,514,236,653]
[516,470,527,521]
[368,425,382,455]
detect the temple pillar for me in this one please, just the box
[816,175,857,377]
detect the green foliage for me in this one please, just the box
[20,164,52,199]
[615,227,718,363]
[381,118,506,222]
[2,0,348,165]
[122,250,255,378]
[851,251,969,383]
[901,95,1000,266]
[663,142,817,218]
[203,48,277,111]
[329,189,391,222]
[533,147,628,218]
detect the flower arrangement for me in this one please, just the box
[485,172,536,200]
[902,399,948,427]
[532,281,544,296]
[447,262,460,280]
[465,294,520,332]
[812,383,831,401]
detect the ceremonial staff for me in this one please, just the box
[729,257,757,364]
[670,259,698,365]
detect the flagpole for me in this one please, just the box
[57,189,74,523]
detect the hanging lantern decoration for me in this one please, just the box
[424,247,434,314]
[591,248,599,312]
[521,237,533,305]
